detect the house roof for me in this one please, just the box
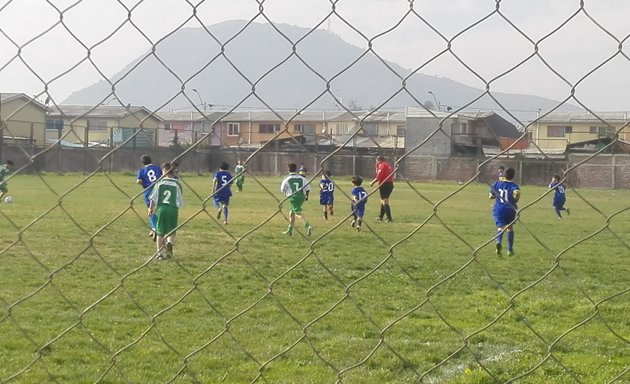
[217,110,344,122]
[50,105,163,121]
[406,107,520,139]
[157,111,225,122]
[406,107,496,120]
[0,92,47,110]
[537,111,630,123]
[328,110,406,123]
[482,113,521,139]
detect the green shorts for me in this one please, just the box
[155,205,179,236]
[288,194,305,214]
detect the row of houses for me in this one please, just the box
[1,92,629,156]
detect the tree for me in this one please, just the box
[423,100,435,110]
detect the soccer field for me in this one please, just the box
[1,173,629,383]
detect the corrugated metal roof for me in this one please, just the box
[157,111,225,121]
[216,110,345,122]
[328,109,406,122]
[537,111,630,123]
[0,93,47,109]
[50,105,161,120]
[406,106,494,119]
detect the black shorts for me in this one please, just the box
[378,182,394,199]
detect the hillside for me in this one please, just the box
[63,20,580,122]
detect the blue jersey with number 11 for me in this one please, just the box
[490,180,519,213]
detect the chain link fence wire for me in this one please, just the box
[1,1,630,382]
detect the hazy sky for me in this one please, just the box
[1,0,629,111]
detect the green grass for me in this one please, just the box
[1,172,630,383]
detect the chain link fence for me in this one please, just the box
[1,1,630,383]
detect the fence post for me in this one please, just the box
[612,154,616,189]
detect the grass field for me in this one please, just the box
[1,172,629,383]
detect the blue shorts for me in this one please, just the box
[493,209,516,228]
[143,191,152,207]
[553,197,566,209]
[351,203,365,219]
[214,195,231,206]
[320,195,334,206]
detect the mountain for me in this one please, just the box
[63,20,580,122]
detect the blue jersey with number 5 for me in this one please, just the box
[213,170,233,201]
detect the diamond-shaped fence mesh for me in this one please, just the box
[1,1,630,383]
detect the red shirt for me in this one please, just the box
[375,161,394,184]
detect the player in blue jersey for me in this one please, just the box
[350,176,368,232]
[489,167,520,256]
[319,170,335,220]
[212,162,233,225]
[549,175,570,219]
[136,155,162,241]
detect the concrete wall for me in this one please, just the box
[405,117,454,156]
[2,143,629,189]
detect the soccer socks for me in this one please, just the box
[323,210,328,220]
[379,205,385,220]
[507,230,514,252]
[223,206,228,222]
[384,204,392,221]
[496,229,504,244]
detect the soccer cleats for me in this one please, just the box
[495,242,502,257]
[306,225,313,237]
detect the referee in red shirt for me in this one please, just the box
[370,155,394,222]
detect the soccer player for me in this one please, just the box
[350,176,368,232]
[212,161,233,225]
[234,160,246,192]
[319,170,335,220]
[280,162,313,236]
[0,160,14,203]
[148,163,183,260]
[549,175,570,219]
[370,155,394,222]
[136,155,162,240]
[489,167,520,256]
